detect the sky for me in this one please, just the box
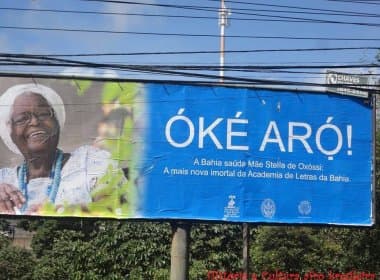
[0,0,379,89]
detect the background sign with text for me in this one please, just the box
[326,70,369,98]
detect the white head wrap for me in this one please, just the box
[0,83,66,155]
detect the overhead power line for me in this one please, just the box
[2,53,378,68]
[81,0,380,26]
[0,56,378,93]
[2,25,380,43]
[103,60,379,65]
[1,6,379,19]
[328,0,380,4]
[0,7,215,19]
[1,8,379,40]
[84,0,380,16]
[206,0,380,16]
[1,2,378,90]
[0,64,377,93]
[3,47,378,57]
[2,53,379,69]
[1,53,378,79]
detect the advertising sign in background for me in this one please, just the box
[326,70,369,98]
[0,77,374,226]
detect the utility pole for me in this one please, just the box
[169,3,231,280]
[242,223,250,276]
[170,222,190,280]
[219,0,250,275]
[219,0,230,82]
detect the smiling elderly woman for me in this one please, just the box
[0,84,123,215]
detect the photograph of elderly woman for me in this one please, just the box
[0,79,140,218]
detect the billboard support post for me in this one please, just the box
[242,223,250,275]
[170,221,191,280]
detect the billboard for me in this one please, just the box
[0,76,374,225]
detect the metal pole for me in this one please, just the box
[220,0,252,276]
[220,1,252,276]
[170,222,191,280]
[219,0,230,82]
[242,223,250,275]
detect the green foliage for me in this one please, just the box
[71,80,92,96]
[31,219,61,258]
[36,80,140,217]
[29,221,245,279]
[102,82,139,105]
[0,219,10,231]
[251,226,320,273]
[3,217,380,279]
[30,220,171,279]
[0,234,9,249]
[337,226,380,272]
[250,225,380,274]
[0,235,35,280]
[190,223,242,278]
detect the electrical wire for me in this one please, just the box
[2,25,380,44]
[205,0,377,16]
[1,53,378,70]
[210,0,380,16]
[1,6,378,19]
[0,64,377,94]
[84,0,380,16]
[1,15,378,41]
[1,2,378,92]
[1,55,380,79]
[3,47,378,56]
[81,0,380,26]
[328,0,380,4]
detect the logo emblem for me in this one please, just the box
[298,200,312,216]
[223,195,240,220]
[327,72,337,84]
[227,195,236,208]
[261,198,276,218]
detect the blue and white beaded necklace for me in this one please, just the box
[18,149,63,213]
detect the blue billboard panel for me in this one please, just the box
[142,84,374,226]
[0,77,373,226]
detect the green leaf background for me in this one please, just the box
[41,81,141,218]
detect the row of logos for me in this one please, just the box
[224,196,312,219]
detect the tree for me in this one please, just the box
[0,234,35,280]
[31,220,172,279]
[190,223,242,278]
